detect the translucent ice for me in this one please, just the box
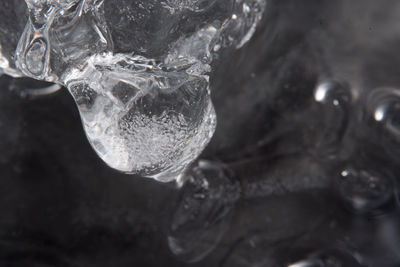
[65,53,216,181]
[5,0,265,181]
[168,160,240,262]
[16,0,113,81]
[0,0,27,77]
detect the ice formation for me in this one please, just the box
[168,160,240,262]
[0,0,265,181]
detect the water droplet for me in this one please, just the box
[335,164,395,215]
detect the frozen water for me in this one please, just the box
[65,53,216,181]
[16,0,113,81]
[168,160,240,262]
[2,0,265,181]
[103,0,265,55]
[0,0,27,77]
[2,1,400,266]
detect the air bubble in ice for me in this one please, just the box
[336,164,394,214]
[364,87,400,159]
[25,38,47,75]
[312,80,351,160]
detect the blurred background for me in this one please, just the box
[1,0,400,266]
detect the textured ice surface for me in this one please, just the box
[65,53,216,180]
[16,0,113,81]
[3,0,265,181]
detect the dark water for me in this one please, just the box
[1,0,400,266]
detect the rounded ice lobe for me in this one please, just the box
[66,54,216,182]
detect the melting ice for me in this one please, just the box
[0,0,265,181]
